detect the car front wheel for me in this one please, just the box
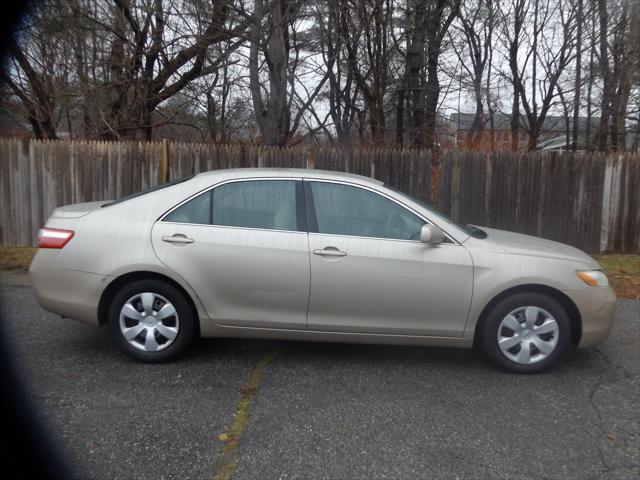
[107,279,196,363]
[481,292,571,373]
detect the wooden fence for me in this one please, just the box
[0,138,638,253]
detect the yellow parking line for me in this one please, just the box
[213,351,278,480]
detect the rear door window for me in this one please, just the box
[212,180,298,231]
[163,190,211,224]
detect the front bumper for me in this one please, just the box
[29,249,107,326]
[564,286,617,348]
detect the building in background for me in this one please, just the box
[449,113,604,151]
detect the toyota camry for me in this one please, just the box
[29,168,616,372]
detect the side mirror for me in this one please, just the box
[420,224,445,244]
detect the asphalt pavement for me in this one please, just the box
[1,279,638,480]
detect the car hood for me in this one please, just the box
[468,226,600,268]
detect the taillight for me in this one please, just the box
[37,228,75,249]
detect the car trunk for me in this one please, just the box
[49,201,110,219]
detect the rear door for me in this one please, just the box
[305,180,473,337]
[151,178,310,330]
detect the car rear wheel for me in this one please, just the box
[107,279,196,363]
[481,292,571,373]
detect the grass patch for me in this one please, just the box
[595,254,640,299]
[0,247,37,272]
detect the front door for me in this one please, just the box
[305,180,473,337]
[151,179,310,330]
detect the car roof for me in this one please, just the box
[102,167,468,244]
[194,168,383,186]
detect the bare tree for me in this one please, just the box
[101,0,247,140]
[596,0,613,150]
[204,48,234,143]
[400,0,460,148]
[451,0,496,149]
[500,0,577,150]
[335,0,395,144]
[499,0,528,151]
[249,0,333,145]
[595,0,638,151]
[2,0,636,151]
[571,0,583,150]
[2,0,72,139]
[585,0,598,150]
[523,0,576,150]
[249,0,294,145]
[315,0,361,144]
[609,0,638,151]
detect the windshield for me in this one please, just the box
[102,176,194,207]
[384,184,487,239]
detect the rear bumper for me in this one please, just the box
[565,286,617,348]
[29,249,107,326]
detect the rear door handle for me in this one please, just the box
[162,235,194,244]
[313,247,347,257]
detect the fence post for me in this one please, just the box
[160,139,169,183]
[258,147,265,168]
[306,149,316,169]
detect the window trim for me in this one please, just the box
[158,175,459,244]
[302,178,459,245]
[159,177,305,234]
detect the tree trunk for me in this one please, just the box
[249,0,291,146]
[466,77,485,148]
[572,0,583,150]
[396,89,405,145]
[527,121,539,151]
[405,1,427,146]
[596,0,611,151]
[424,43,440,150]
[511,91,520,151]
[585,0,595,151]
[509,40,520,151]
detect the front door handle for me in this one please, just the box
[162,234,194,244]
[313,247,347,257]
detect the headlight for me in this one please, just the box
[576,270,609,287]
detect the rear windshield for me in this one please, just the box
[102,176,193,207]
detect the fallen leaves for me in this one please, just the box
[595,255,640,299]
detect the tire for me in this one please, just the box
[481,292,571,373]
[107,279,196,363]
